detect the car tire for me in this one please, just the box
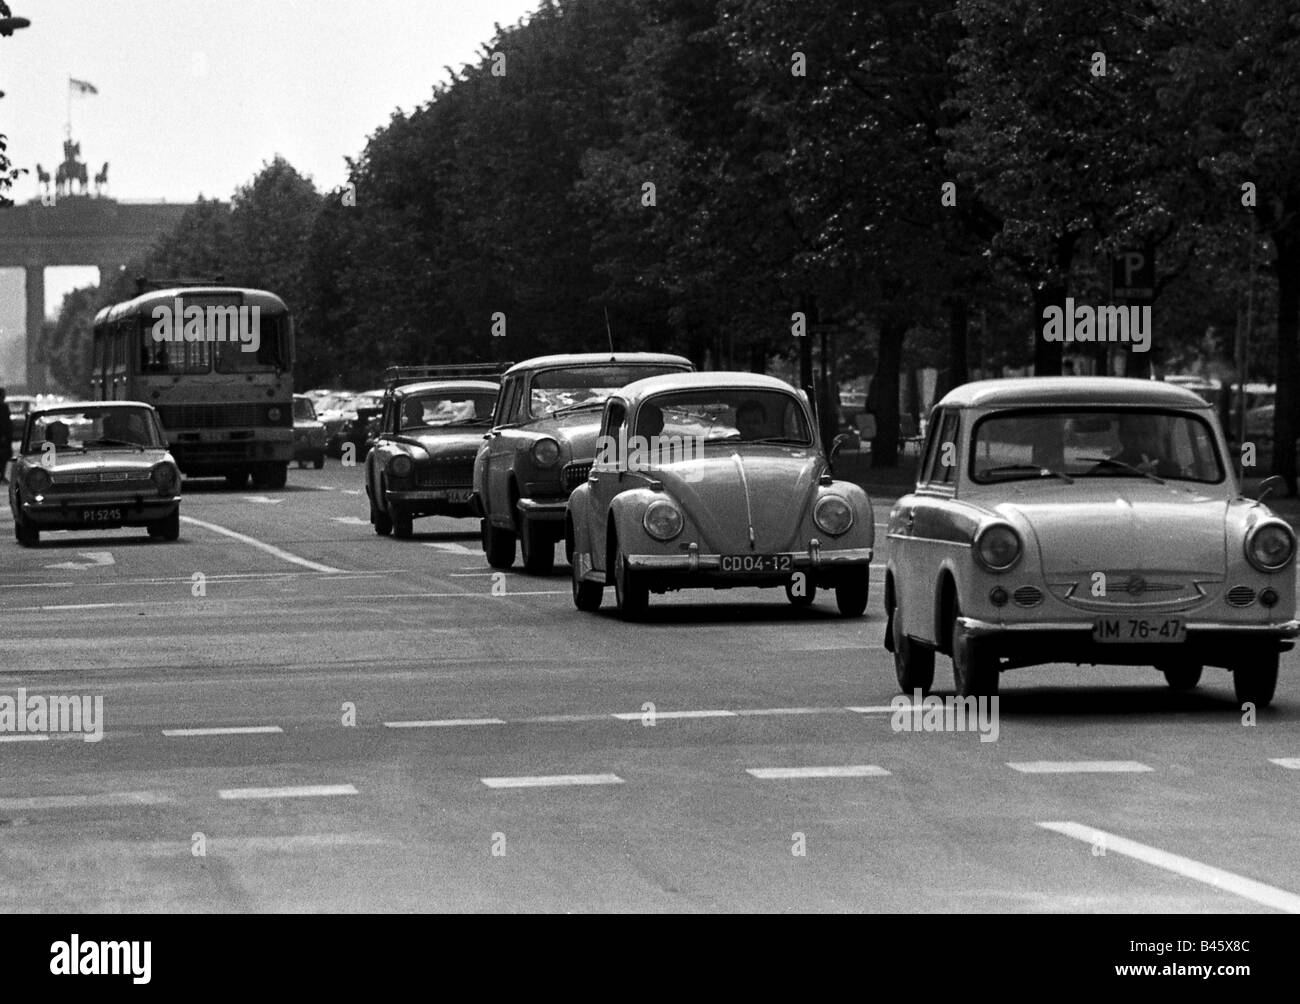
[952,605,998,697]
[225,470,249,489]
[892,595,935,695]
[571,553,603,611]
[1232,650,1279,708]
[14,513,39,547]
[371,500,393,536]
[519,518,555,575]
[313,455,325,470]
[392,507,413,539]
[264,463,288,490]
[483,518,516,569]
[613,535,649,620]
[1161,663,1202,691]
[785,576,816,606]
[835,577,869,617]
[150,510,180,542]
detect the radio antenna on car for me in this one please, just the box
[605,307,616,360]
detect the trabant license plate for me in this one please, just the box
[1093,617,1186,643]
[720,554,794,574]
[79,507,122,524]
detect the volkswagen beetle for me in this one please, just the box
[884,377,1298,705]
[9,401,181,546]
[566,371,874,619]
[471,352,693,574]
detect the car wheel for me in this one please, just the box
[891,594,935,694]
[1161,663,1203,691]
[952,604,998,697]
[392,507,413,539]
[571,552,603,611]
[371,499,392,536]
[519,518,555,575]
[150,510,180,542]
[1232,650,1279,708]
[785,575,816,607]
[225,470,249,489]
[612,535,648,620]
[14,513,39,547]
[483,518,516,569]
[835,576,869,617]
[313,455,325,470]
[264,463,288,490]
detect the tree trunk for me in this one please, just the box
[1271,229,1299,495]
[943,299,969,396]
[1033,282,1064,376]
[867,319,905,467]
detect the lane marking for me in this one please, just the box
[242,496,284,505]
[342,490,361,495]
[384,718,505,729]
[481,773,624,789]
[330,516,369,525]
[612,709,735,721]
[847,705,911,714]
[218,784,358,800]
[44,551,115,571]
[32,602,119,611]
[423,542,481,554]
[0,791,171,810]
[1270,758,1300,769]
[179,515,343,573]
[0,734,50,743]
[514,713,619,724]
[162,725,284,737]
[1009,761,1153,774]
[747,765,889,779]
[1039,822,1300,914]
[733,707,849,717]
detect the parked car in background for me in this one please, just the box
[365,365,505,538]
[8,401,182,546]
[326,390,383,459]
[567,371,873,619]
[885,377,1297,705]
[292,394,327,469]
[472,352,694,574]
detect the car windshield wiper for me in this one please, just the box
[548,400,606,417]
[1077,456,1165,484]
[747,436,810,445]
[87,438,147,450]
[981,464,1075,484]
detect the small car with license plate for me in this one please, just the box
[365,366,506,538]
[9,401,182,546]
[292,394,327,468]
[471,352,694,574]
[884,377,1298,705]
[566,371,874,619]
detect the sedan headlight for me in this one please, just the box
[387,454,415,479]
[643,499,684,541]
[25,467,52,495]
[813,495,854,536]
[531,438,561,468]
[1246,521,1295,571]
[974,523,1021,571]
[150,462,179,493]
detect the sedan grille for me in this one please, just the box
[1226,585,1256,607]
[416,461,475,489]
[563,462,592,490]
[49,470,152,494]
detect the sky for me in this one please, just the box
[0,0,539,386]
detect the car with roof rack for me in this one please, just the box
[884,377,1298,706]
[471,352,694,574]
[364,364,510,538]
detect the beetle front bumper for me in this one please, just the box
[627,544,873,574]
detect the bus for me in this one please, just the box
[91,285,294,488]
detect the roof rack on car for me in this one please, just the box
[383,363,513,390]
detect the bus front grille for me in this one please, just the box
[158,403,282,429]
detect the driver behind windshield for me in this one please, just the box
[401,398,426,430]
[101,411,148,445]
[734,400,768,440]
[44,420,70,448]
[1093,413,1180,478]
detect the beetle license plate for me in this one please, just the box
[1093,617,1185,643]
[79,507,122,524]
[720,554,794,574]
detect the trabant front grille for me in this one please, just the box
[1054,572,1210,610]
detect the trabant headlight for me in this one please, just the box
[150,462,179,493]
[643,499,683,541]
[813,495,854,536]
[974,523,1021,571]
[531,438,561,468]
[25,467,51,495]
[1246,521,1295,571]
[388,454,415,479]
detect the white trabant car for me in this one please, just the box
[885,377,1298,705]
[566,372,874,619]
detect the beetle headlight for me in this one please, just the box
[25,467,51,495]
[1246,521,1295,571]
[813,495,853,536]
[643,499,684,541]
[150,462,179,493]
[388,454,415,479]
[975,523,1021,571]
[531,438,561,468]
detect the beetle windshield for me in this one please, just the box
[24,407,166,452]
[971,408,1224,484]
[637,389,812,446]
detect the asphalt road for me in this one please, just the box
[1,459,1298,913]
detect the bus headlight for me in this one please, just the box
[150,462,179,493]
[1246,521,1295,571]
[531,438,561,468]
[387,454,414,479]
[266,405,284,424]
[813,495,854,536]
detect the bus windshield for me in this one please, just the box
[136,311,289,375]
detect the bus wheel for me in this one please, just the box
[226,470,249,489]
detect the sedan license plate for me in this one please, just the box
[1093,617,1185,643]
[80,507,122,524]
[719,554,794,574]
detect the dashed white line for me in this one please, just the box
[423,542,481,554]
[1009,761,1153,774]
[218,784,358,800]
[481,773,624,789]
[162,726,284,737]
[384,718,506,729]
[847,705,911,714]
[0,734,50,743]
[1039,822,1300,914]
[611,709,735,721]
[180,515,343,573]
[0,791,172,810]
[1270,758,1300,769]
[747,765,889,779]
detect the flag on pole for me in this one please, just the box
[69,78,98,95]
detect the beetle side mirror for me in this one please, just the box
[1255,474,1285,503]
[830,433,849,461]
